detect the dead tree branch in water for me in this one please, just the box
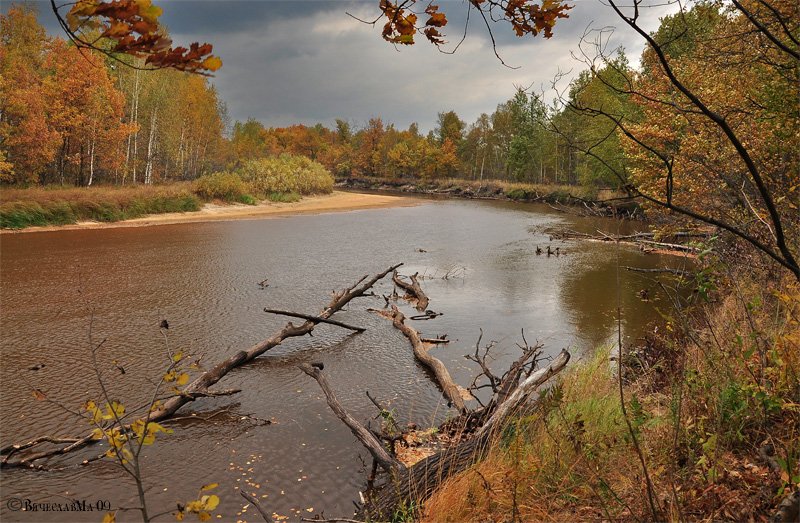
[263,308,366,332]
[1,263,402,470]
[392,270,430,311]
[298,363,404,474]
[375,305,468,414]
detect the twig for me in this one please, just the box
[239,491,271,522]
[263,308,365,332]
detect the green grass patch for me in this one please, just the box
[266,191,301,203]
[0,183,201,229]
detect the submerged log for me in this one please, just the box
[385,305,468,414]
[298,363,403,474]
[392,271,430,311]
[2,263,402,470]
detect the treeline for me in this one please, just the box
[0,3,639,193]
[224,52,635,191]
[0,4,227,187]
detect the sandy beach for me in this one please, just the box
[1,191,421,234]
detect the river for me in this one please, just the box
[0,196,692,521]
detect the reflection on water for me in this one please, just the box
[0,197,691,520]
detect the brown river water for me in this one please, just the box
[0,196,692,521]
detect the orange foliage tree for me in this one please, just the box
[1,4,134,186]
[0,5,59,184]
[45,38,133,186]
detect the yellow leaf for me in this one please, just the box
[200,483,218,492]
[91,428,105,440]
[135,0,163,23]
[121,448,134,462]
[201,56,223,72]
[103,401,125,420]
[176,373,189,386]
[149,422,173,435]
[173,350,184,363]
[201,494,219,511]
[197,511,212,522]
[173,508,185,521]
[102,513,116,523]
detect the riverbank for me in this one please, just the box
[0,190,419,233]
[336,175,642,218]
[419,267,799,522]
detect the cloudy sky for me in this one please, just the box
[25,0,679,133]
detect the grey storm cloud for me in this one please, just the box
[24,0,679,133]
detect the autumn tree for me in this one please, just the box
[613,0,798,279]
[231,118,268,161]
[1,4,134,186]
[434,110,465,147]
[0,4,57,184]
[45,38,132,186]
[353,117,388,176]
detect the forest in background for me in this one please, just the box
[0,4,663,193]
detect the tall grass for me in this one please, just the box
[0,183,201,229]
[423,347,641,521]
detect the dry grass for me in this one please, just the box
[0,183,201,229]
[423,348,645,522]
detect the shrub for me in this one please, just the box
[266,191,301,203]
[193,171,249,202]
[237,154,333,197]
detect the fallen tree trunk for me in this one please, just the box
[383,305,468,414]
[392,271,430,311]
[357,348,570,520]
[2,263,402,470]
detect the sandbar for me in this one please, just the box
[2,190,421,234]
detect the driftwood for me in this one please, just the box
[357,349,571,520]
[550,228,702,255]
[1,263,402,470]
[392,271,430,311]
[383,305,468,414]
[298,363,403,473]
[465,330,542,410]
[623,266,693,278]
